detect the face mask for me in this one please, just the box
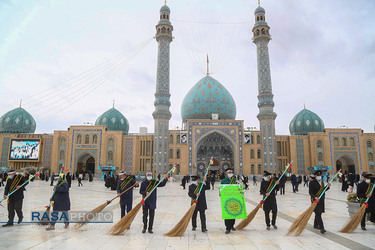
[365,179,370,183]
[147,176,152,181]
[263,177,268,181]
[192,181,198,185]
[228,174,233,178]
[316,176,322,181]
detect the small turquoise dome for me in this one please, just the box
[95,108,129,135]
[289,108,324,135]
[160,5,170,13]
[0,107,36,134]
[181,75,236,121]
[254,6,265,14]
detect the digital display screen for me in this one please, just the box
[9,140,40,160]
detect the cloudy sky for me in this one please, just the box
[0,0,374,135]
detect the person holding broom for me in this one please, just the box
[260,171,279,230]
[188,175,210,232]
[139,172,169,234]
[357,173,374,230]
[2,170,28,227]
[309,170,331,234]
[117,171,138,218]
[220,168,237,234]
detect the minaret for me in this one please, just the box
[252,4,277,172]
[152,4,173,174]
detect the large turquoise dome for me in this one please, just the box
[181,75,236,121]
[289,108,324,135]
[0,107,36,134]
[95,108,129,135]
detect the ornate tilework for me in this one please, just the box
[124,138,134,173]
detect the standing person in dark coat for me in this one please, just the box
[220,168,238,234]
[46,174,70,230]
[348,173,355,187]
[117,171,138,218]
[279,172,286,195]
[341,174,348,192]
[210,174,216,190]
[89,172,93,182]
[78,173,83,187]
[139,172,168,234]
[357,173,374,230]
[181,175,187,190]
[66,173,72,188]
[309,170,331,234]
[50,173,55,186]
[188,175,210,232]
[2,170,28,227]
[291,173,297,193]
[260,171,279,230]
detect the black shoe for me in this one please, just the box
[320,229,326,234]
[2,223,13,227]
[202,228,207,232]
[18,218,23,224]
[225,229,230,234]
[266,226,270,230]
[272,225,278,229]
[361,226,366,231]
[142,229,146,233]
[192,227,196,231]
[148,229,153,234]
[231,227,236,231]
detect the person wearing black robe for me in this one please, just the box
[2,170,28,227]
[89,172,93,182]
[117,171,137,218]
[188,175,210,232]
[66,173,72,188]
[357,173,375,230]
[309,170,331,234]
[181,175,187,190]
[260,171,279,230]
[220,168,238,234]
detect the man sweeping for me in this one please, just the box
[357,173,374,230]
[309,170,331,234]
[188,175,210,232]
[260,171,279,230]
[220,168,237,234]
[2,170,28,227]
[139,172,168,234]
[117,171,138,218]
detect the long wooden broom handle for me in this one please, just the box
[316,169,342,201]
[108,178,145,203]
[261,160,293,204]
[194,157,213,203]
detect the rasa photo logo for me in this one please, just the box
[30,211,113,223]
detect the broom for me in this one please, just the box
[339,183,375,233]
[164,157,214,237]
[236,161,293,230]
[75,178,144,229]
[108,164,178,235]
[287,169,342,236]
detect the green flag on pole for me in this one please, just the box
[219,184,247,219]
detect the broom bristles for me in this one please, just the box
[108,202,142,235]
[339,204,366,233]
[235,203,261,230]
[164,203,197,237]
[75,202,109,229]
[287,202,317,236]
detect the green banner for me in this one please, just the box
[219,184,247,219]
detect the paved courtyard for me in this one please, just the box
[0,177,374,250]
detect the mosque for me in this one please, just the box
[0,4,374,178]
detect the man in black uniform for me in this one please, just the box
[3,170,28,226]
[357,173,374,230]
[188,175,210,232]
[220,168,237,234]
[309,170,331,234]
[260,171,279,230]
[117,171,138,218]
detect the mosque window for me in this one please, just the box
[334,137,339,146]
[317,140,323,148]
[369,152,374,162]
[256,135,261,144]
[258,164,262,174]
[162,27,166,33]
[251,164,255,174]
[169,149,173,159]
[256,29,260,36]
[367,140,372,148]
[261,28,265,34]
[146,141,151,156]
[93,134,97,144]
[177,149,181,159]
[76,134,82,144]
[341,137,347,146]
[85,134,90,144]
[257,149,261,159]
[177,134,181,143]
[277,142,281,156]
[260,16,263,21]
[60,137,66,146]
[250,134,254,144]
[108,138,114,147]
[169,134,173,144]
[257,17,259,21]
[349,137,355,146]
[107,151,113,161]
[59,150,65,160]
[318,152,323,162]
[250,149,254,159]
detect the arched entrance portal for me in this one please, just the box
[77,153,96,174]
[195,132,234,176]
[336,155,355,174]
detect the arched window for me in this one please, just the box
[108,138,114,147]
[257,16,259,21]
[367,140,372,148]
[169,134,173,144]
[59,150,65,160]
[177,149,181,159]
[85,134,90,144]
[317,140,323,148]
[342,137,347,146]
[93,134,97,144]
[334,137,339,146]
[60,137,66,146]
[368,152,374,162]
[257,135,261,144]
[251,164,255,174]
[260,16,263,20]
[318,152,323,162]
[250,149,254,159]
[250,135,254,144]
[370,165,374,174]
[256,29,260,36]
[177,134,180,143]
[76,134,82,144]
[258,164,262,174]
[163,14,165,19]
[169,149,173,159]
[257,149,261,159]
[261,28,265,34]
[107,151,113,161]
[349,137,355,146]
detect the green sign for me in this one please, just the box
[219,184,247,219]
